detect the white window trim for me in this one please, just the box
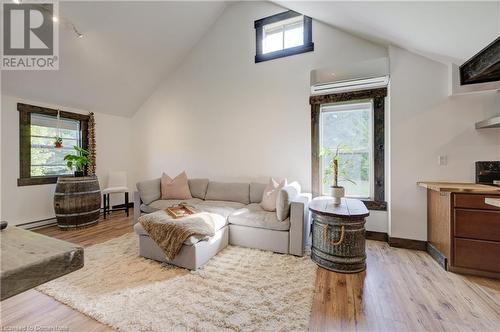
[262,15,304,54]
[319,100,375,199]
[30,113,82,177]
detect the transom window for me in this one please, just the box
[18,103,89,186]
[255,11,314,63]
[320,101,374,199]
[262,15,304,54]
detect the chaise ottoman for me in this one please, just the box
[133,215,229,270]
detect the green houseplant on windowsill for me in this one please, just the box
[64,146,90,177]
[320,145,356,205]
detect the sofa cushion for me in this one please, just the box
[276,182,301,221]
[136,178,161,205]
[228,203,290,231]
[250,182,267,203]
[188,178,209,199]
[147,198,203,211]
[205,182,250,204]
[145,199,236,225]
[141,199,239,234]
[140,203,159,214]
[196,200,246,218]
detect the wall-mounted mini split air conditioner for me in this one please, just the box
[311,76,389,95]
[310,58,390,95]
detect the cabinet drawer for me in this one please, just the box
[454,209,500,241]
[454,238,500,273]
[454,194,500,210]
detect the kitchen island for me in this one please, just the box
[418,181,500,279]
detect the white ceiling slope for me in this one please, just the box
[2,1,226,117]
[277,1,500,64]
[2,1,499,118]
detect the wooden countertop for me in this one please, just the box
[417,181,500,195]
[1,226,84,300]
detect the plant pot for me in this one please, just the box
[74,171,84,177]
[331,186,345,205]
[54,143,62,148]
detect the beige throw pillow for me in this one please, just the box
[161,171,193,200]
[260,178,287,212]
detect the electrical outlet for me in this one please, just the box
[438,155,447,166]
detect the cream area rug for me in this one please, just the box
[37,233,317,331]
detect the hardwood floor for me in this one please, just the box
[1,211,499,331]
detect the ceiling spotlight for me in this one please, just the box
[52,16,58,23]
[13,0,21,4]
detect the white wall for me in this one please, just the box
[0,95,135,226]
[388,45,500,240]
[3,2,495,239]
[131,1,388,232]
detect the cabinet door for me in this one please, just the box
[454,238,500,273]
[454,209,500,242]
[454,194,500,210]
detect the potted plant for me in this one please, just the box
[64,146,90,177]
[320,145,356,205]
[54,137,63,148]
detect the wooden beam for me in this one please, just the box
[460,36,500,85]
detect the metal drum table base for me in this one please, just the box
[309,197,369,273]
[311,247,366,273]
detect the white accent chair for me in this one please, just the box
[102,171,129,218]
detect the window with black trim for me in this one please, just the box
[310,88,387,211]
[255,10,313,63]
[17,103,89,186]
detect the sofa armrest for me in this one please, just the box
[134,191,142,224]
[289,193,312,256]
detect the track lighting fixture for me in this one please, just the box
[72,25,84,39]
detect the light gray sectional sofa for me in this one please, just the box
[133,178,311,269]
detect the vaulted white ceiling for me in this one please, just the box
[276,1,500,64]
[1,1,226,117]
[2,1,498,118]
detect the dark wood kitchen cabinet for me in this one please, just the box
[419,182,500,279]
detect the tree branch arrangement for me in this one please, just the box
[320,145,356,188]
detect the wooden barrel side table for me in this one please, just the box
[54,176,101,230]
[309,197,370,273]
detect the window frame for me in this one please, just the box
[254,10,314,63]
[310,88,387,211]
[17,103,89,186]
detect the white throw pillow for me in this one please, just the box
[260,178,287,212]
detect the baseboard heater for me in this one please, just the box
[17,218,57,230]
